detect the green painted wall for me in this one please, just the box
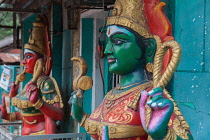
[164,0,210,139]
[51,4,71,133]
[52,4,63,86]
[80,18,94,140]
[62,30,72,97]
[61,30,73,133]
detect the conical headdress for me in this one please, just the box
[107,0,153,38]
[24,16,52,76]
[24,17,46,55]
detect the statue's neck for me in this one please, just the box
[119,67,145,87]
[111,67,146,95]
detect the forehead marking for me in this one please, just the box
[108,27,111,36]
[106,25,130,38]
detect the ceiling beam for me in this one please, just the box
[0,7,41,13]
[0,25,15,29]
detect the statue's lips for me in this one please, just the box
[108,58,116,63]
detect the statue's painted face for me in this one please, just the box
[22,49,40,74]
[104,25,142,75]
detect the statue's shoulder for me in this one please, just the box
[37,76,64,108]
[37,76,55,94]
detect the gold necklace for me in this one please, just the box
[106,81,152,101]
[115,81,147,90]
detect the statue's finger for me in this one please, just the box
[146,95,163,105]
[156,99,173,109]
[148,87,163,97]
[150,98,166,110]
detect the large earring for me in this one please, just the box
[146,63,153,73]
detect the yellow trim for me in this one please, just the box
[37,76,63,108]
[40,77,55,94]
[42,89,55,94]
[106,0,153,38]
[33,98,44,110]
[21,112,43,117]
[24,44,45,56]
[37,76,48,89]
[115,81,143,90]
[106,82,153,101]
[84,119,147,139]
[80,113,90,127]
[163,128,177,140]
[42,95,60,104]
[12,97,33,109]
[29,130,45,135]
[107,16,153,38]
[23,117,37,125]
[49,76,64,108]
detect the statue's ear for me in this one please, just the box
[144,38,157,73]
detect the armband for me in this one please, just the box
[33,98,44,110]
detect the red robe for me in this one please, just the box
[81,82,190,140]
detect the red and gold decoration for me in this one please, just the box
[144,1,190,139]
[0,15,64,135]
[71,0,193,140]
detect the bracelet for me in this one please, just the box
[80,113,90,127]
[33,98,44,110]
[10,112,16,122]
[163,128,177,140]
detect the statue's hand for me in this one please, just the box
[139,87,174,139]
[9,82,19,97]
[26,81,39,104]
[0,96,9,120]
[69,90,84,123]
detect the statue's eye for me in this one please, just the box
[25,55,32,59]
[113,39,125,45]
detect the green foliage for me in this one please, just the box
[0,4,20,40]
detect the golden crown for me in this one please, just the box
[107,0,153,38]
[24,17,46,55]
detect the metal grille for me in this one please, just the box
[0,122,22,139]
[0,123,86,140]
[13,133,86,140]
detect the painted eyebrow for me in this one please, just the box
[24,52,33,55]
[110,32,129,38]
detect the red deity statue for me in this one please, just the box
[0,16,64,135]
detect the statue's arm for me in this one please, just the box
[39,78,64,121]
[26,78,64,121]
[9,82,19,97]
[69,90,85,123]
[0,96,21,121]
